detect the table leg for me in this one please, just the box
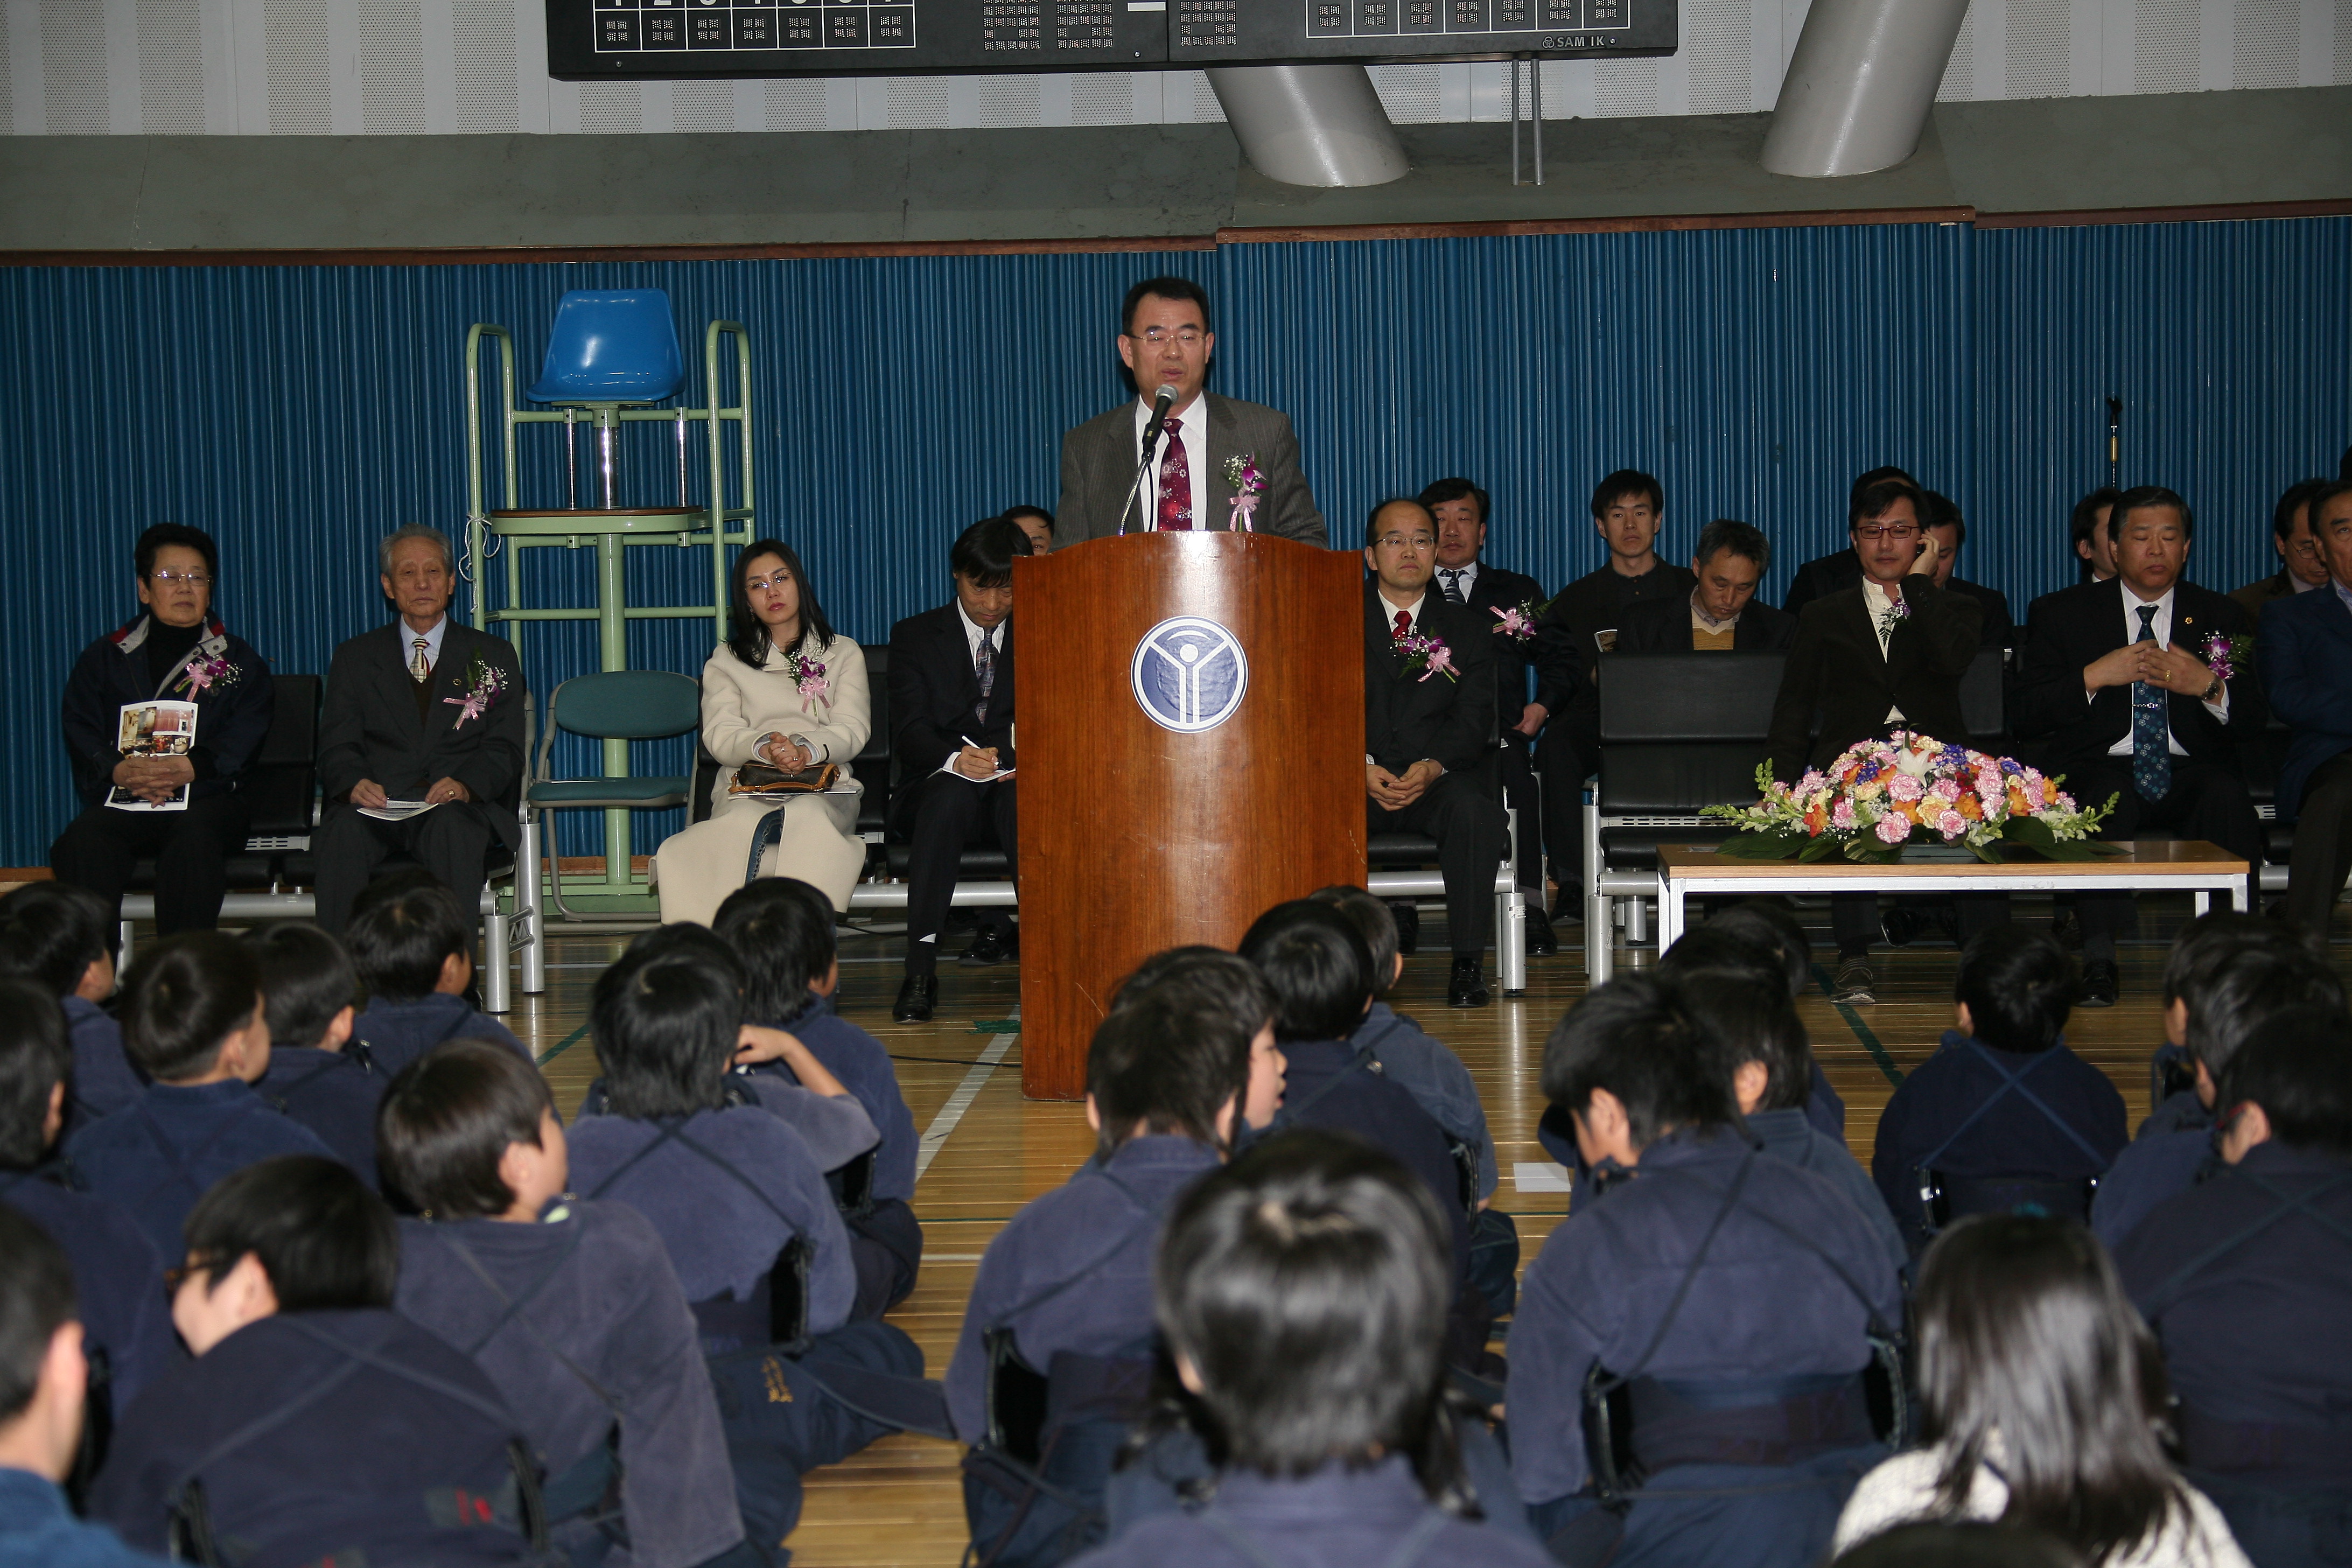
[2194,890,2211,916]
[1657,874,1685,952]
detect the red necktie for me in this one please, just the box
[1393,610,1410,639]
[1156,415,1193,532]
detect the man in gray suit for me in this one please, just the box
[1055,276,1327,547]
[312,526,527,933]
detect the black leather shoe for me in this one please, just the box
[2079,959,2119,1009]
[1447,957,1490,1009]
[1881,907,1924,948]
[1524,903,1559,957]
[893,974,937,1023]
[1389,902,1420,956]
[961,924,1011,967]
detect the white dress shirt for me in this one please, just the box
[1859,579,1905,723]
[1133,394,1211,531]
[1434,562,1480,605]
[2097,584,2228,757]
[937,601,1011,776]
[401,614,449,676]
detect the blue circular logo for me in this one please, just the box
[1130,617,1248,733]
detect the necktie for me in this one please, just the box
[1439,569,1466,605]
[1392,610,1411,640]
[2131,604,2172,801]
[1156,415,1193,532]
[410,639,430,682]
[974,626,997,725]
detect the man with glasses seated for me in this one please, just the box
[1054,276,1327,545]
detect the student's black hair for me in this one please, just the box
[1697,901,1810,1002]
[0,881,116,997]
[345,870,470,1002]
[1157,1129,1452,1483]
[1923,490,1967,548]
[1001,505,1054,536]
[1086,995,1252,1159]
[1831,1522,2087,1568]
[376,1037,556,1221]
[1850,478,1928,530]
[1120,275,1213,337]
[134,522,220,586]
[1547,977,1731,1149]
[712,877,835,1027]
[1952,925,2075,1055]
[121,932,262,1083]
[1590,468,1662,520]
[1655,925,1784,997]
[1913,1215,2186,1566]
[2111,484,2194,541]
[0,979,71,1172]
[2217,1007,2352,1159]
[1416,477,1489,524]
[183,1155,398,1311]
[2272,478,2327,543]
[1362,496,1433,549]
[725,537,835,671]
[592,927,745,1120]
[2161,916,2344,1078]
[947,514,1032,590]
[1677,972,1811,1115]
[1307,886,1401,1000]
[0,1206,75,1424]
[241,922,357,1052]
[1539,971,1675,1104]
[1692,517,1770,574]
[1109,946,1277,1046]
[1236,901,1374,1044]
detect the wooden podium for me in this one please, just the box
[1012,531,1367,1100]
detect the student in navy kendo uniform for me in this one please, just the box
[1871,926,2126,1254]
[2117,1009,2352,1568]
[0,1207,171,1568]
[1508,978,1904,1568]
[1656,919,1845,1142]
[1063,1131,1555,1568]
[0,883,142,1136]
[343,871,527,1075]
[380,1038,747,1568]
[563,928,924,1559]
[89,1157,543,1567]
[240,923,383,1188]
[2091,917,2344,1250]
[0,979,172,1420]
[949,950,1285,1568]
[716,878,926,1317]
[63,934,334,1261]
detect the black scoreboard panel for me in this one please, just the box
[549,0,1672,76]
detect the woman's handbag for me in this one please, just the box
[729,761,841,796]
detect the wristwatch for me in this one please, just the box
[2200,675,2224,703]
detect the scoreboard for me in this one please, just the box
[548,0,1674,76]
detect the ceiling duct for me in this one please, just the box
[1762,0,1971,178]
[1207,65,1410,188]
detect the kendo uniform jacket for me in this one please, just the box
[90,1309,540,1568]
[349,992,529,1080]
[745,993,920,1205]
[1766,576,1982,784]
[1614,592,1797,655]
[1363,587,1499,778]
[1056,393,1328,546]
[394,1201,744,1568]
[315,619,526,851]
[0,1170,172,1414]
[255,1047,382,1189]
[0,1468,169,1568]
[1744,1108,1908,1276]
[1272,1038,1471,1289]
[2012,577,2263,779]
[2090,1104,2216,1251]
[59,616,274,811]
[64,1079,335,1260]
[62,996,142,1135]
[1353,1001,1497,1200]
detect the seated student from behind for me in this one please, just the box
[0,981,171,1418]
[0,1207,168,1568]
[2116,1007,2352,1568]
[1065,1130,1553,1568]
[0,883,139,1133]
[64,933,333,1259]
[344,871,525,1075]
[89,1156,544,1567]
[1871,926,2125,1254]
[715,878,925,1317]
[1663,906,1846,1138]
[2091,917,2343,1249]
[1510,977,1903,1568]
[379,1038,745,1568]
[241,922,381,1186]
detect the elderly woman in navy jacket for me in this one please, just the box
[52,524,273,934]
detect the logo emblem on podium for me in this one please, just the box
[1130,617,1248,733]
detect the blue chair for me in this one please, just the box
[528,670,701,916]
[526,290,684,406]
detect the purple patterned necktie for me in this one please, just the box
[2130,604,2171,800]
[1156,415,1193,531]
[974,626,997,725]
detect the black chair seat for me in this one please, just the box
[1600,826,1737,871]
[1367,834,1443,868]
[884,844,1010,879]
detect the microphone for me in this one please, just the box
[1142,382,1178,447]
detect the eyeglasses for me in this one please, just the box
[1125,327,1206,348]
[149,570,212,587]
[744,573,796,594]
[1375,533,1436,551]
[1853,524,1920,542]
[163,1259,214,1292]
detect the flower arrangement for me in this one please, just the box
[789,650,831,708]
[1222,454,1265,531]
[1394,627,1459,683]
[1702,731,2119,864]
[2201,632,2254,683]
[442,654,508,729]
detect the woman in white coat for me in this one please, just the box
[655,539,871,926]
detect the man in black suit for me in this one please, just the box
[313,526,526,934]
[2259,479,2352,934]
[2072,485,2121,583]
[1615,517,1796,653]
[1418,476,1557,957]
[2014,486,2266,1004]
[1055,277,1326,546]
[1781,466,1912,617]
[1784,485,2009,649]
[1765,479,1984,1005]
[886,516,1027,1023]
[1364,498,1508,1008]
[2228,478,2331,628]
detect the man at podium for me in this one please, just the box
[1055,277,1327,546]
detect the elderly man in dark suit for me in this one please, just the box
[312,526,524,934]
[1363,498,1508,1009]
[885,515,1028,1023]
[2258,478,2352,935]
[1616,517,1796,654]
[1055,277,1326,546]
[2015,486,2266,1004]
[1766,478,1984,1005]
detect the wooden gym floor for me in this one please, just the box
[505,897,2352,1568]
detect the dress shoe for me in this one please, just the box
[1880,907,1924,948]
[961,923,1012,967]
[1389,902,1420,956]
[1524,902,1559,957]
[1830,958,1876,1006]
[1447,957,1490,1009]
[893,973,937,1023]
[2079,959,2119,1009]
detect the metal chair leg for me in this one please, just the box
[542,806,586,920]
[480,886,512,1014]
[516,814,547,994]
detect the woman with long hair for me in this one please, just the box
[653,540,870,925]
[1832,1215,2249,1568]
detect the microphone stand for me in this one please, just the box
[1116,395,1175,536]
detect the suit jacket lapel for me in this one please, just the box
[1202,395,1238,527]
[1841,592,1889,676]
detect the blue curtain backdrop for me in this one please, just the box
[2,215,2346,866]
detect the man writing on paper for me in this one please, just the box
[312,526,526,934]
[1055,277,1326,545]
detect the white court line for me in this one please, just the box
[913,1032,1016,1182]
